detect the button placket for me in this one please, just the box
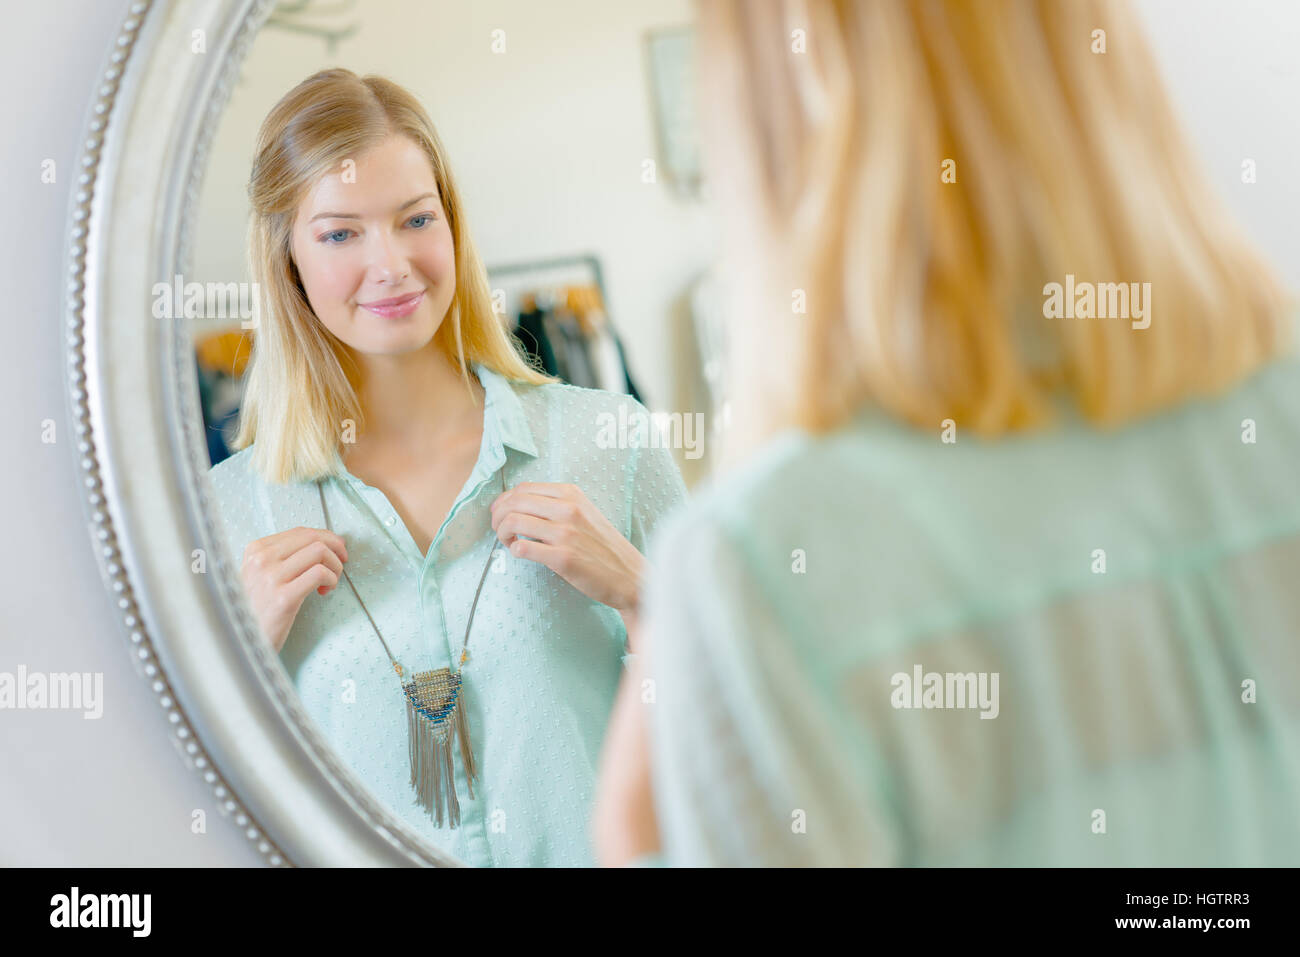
[422,448,506,577]
[418,563,449,664]
[341,476,425,573]
[427,459,504,668]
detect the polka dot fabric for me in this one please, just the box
[207,361,688,866]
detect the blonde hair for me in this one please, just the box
[697,0,1296,462]
[232,68,553,484]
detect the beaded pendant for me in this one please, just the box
[400,663,478,827]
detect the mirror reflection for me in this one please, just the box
[179,0,1300,871]
[192,0,714,866]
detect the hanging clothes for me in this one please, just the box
[515,301,563,380]
[508,282,644,402]
[196,328,254,467]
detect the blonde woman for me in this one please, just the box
[595,0,1300,866]
[207,68,686,867]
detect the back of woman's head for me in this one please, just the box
[233,68,549,484]
[697,0,1295,460]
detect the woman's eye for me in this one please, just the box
[319,215,432,245]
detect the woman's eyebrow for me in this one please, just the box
[309,192,436,222]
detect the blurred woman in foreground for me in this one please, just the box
[594,0,1300,865]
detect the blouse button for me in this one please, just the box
[385,516,396,527]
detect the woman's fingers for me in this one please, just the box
[507,537,569,575]
[495,512,562,548]
[492,481,641,612]
[287,561,340,605]
[276,538,345,588]
[262,525,348,565]
[501,482,579,500]
[490,490,582,531]
[239,527,349,653]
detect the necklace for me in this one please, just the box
[315,465,506,828]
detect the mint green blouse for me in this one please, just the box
[208,362,687,866]
[637,336,1300,867]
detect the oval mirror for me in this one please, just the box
[65,0,714,866]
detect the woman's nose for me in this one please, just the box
[366,231,409,281]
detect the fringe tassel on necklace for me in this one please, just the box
[404,668,478,828]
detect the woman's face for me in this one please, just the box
[289,134,456,359]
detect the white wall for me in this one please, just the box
[1,0,261,866]
[3,0,1297,866]
[1134,0,1299,288]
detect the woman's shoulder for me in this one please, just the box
[519,376,654,421]
[515,377,675,465]
[643,413,936,624]
[643,426,823,568]
[207,444,260,492]
[208,444,336,518]
[203,445,271,561]
[206,444,288,520]
[670,420,865,530]
[660,345,1300,622]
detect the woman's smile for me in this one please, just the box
[359,288,425,318]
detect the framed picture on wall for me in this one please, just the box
[645,25,702,199]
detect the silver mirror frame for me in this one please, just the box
[63,0,459,867]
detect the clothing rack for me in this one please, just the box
[486,254,643,402]
[488,253,609,308]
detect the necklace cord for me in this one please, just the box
[315,466,507,677]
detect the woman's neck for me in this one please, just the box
[346,344,484,461]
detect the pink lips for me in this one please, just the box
[359,289,425,318]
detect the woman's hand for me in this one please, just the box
[239,527,348,653]
[489,482,646,622]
